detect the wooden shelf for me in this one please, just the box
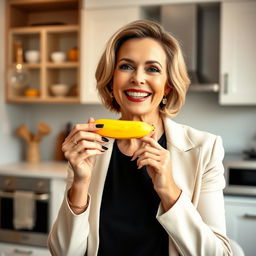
[6,0,81,103]
[46,62,79,68]
[7,96,80,103]
[8,63,41,69]
[10,25,79,33]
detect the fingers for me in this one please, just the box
[132,132,169,172]
[71,139,107,154]
[131,133,162,161]
[62,117,108,165]
[68,149,104,165]
[65,117,102,143]
[137,158,160,171]
[62,117,106,152]
[64,139,107,166]
[131,146,159,161]
[140,135,162,149]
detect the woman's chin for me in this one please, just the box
[120,107,160,119]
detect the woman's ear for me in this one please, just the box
[165,85,171,95]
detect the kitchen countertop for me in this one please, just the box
[0,161,68,179]
[224,153,256,168]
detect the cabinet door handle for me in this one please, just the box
[223,73,229,94]
[243,214,256,219]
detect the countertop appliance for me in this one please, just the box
[0,175,50,247]
[224,154,256,196]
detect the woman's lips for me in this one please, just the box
[124,89,152,102]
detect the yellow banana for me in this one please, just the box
[93,119,154,139]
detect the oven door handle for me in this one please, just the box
[13,248,33,255]
[0,190,49,201]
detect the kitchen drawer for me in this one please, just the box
[225,196,256,256]
[0,242,51,256]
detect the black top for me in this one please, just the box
[97,134,169,256]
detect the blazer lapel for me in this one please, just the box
[87,138,114,256]
[163,116,200,200]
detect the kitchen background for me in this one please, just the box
[0,1,256,164]
[0,0,256,255]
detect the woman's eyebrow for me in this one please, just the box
[119,58,162,68]
[119,58,135,63]
[145,60,162,68]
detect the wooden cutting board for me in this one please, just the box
[54,122,72,161]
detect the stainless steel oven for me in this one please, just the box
[0,175,50,247]
[224,155,256,196]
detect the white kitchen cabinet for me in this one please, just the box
[220,1,256,105]
[0,242,51,256]
[80,7,140,103]
[225,196,256,256]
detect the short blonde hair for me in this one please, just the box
[95,20,190,117]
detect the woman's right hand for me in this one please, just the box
[62,117,108,184]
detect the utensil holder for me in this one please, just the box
[26,141,40,163]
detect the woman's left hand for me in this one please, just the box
[131,133,181,210]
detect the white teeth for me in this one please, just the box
[126,91,150,98]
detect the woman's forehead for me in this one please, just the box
[117,38,167,64]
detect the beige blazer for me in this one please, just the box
[48,117,232,256]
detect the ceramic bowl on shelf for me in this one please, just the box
[25,50,40,63]
[51,51,66,63]
[50,84,69,97]
[24,89,40,97]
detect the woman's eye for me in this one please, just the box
[148,66,160,73]
[119,64,133,70]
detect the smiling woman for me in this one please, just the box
[48,20,232,256]
[96,21,190,118]
[112,37,169,119]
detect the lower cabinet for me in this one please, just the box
[225,195,256,256]
[0,242,51,256]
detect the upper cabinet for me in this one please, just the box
[220,1,256,105]
[80,7,140,103]
[6,0,81,103]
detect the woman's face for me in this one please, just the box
[112,37,170,119]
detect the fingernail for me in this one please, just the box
[102,137,109,142]
[102,145,108,150]
[96,124,104,128]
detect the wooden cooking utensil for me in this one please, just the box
[54,122,72,161]
[15,124,32,143]
[34,122,51,142]
[16,122,51,163]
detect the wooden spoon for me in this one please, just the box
[34,122,51,142]
[16,124,32,143]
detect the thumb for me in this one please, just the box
[88,117,95,123]
[150,131,158,141]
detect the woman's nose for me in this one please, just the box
[130,69,145,85]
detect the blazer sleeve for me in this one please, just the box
[156,136,233,256]
[47,165,90,256]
